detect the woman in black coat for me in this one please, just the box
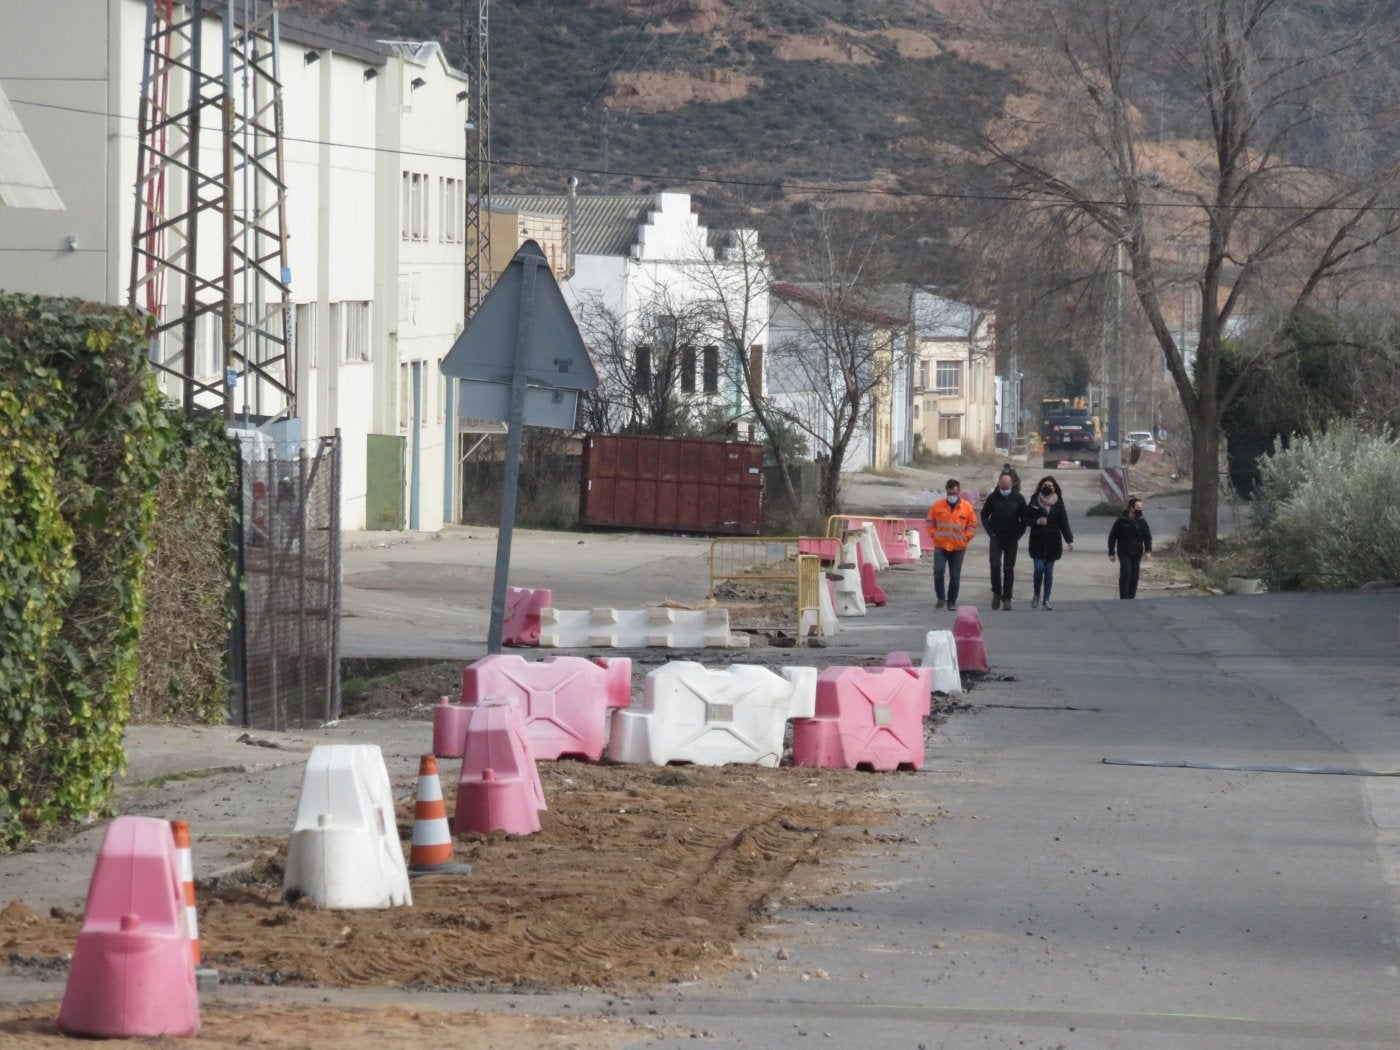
[1024,475,1074,610]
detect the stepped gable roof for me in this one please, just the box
[491,194,654,256]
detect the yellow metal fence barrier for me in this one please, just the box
[707,538,825,643]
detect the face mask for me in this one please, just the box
[999,483,1011,492]
[1040,487,1053,496]
[946,494,959,505]
[1132,509,1142,517]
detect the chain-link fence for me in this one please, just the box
[229,434,341,730]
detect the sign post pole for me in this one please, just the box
[486,252,539,654]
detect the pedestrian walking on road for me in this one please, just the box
[1024,475,1074,610]
[1108,496,1153,598]
[981,468,1028,610]
[926,478,978,611]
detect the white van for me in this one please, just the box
[1126,431,1157,453]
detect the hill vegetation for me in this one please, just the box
[285,0,1014,284]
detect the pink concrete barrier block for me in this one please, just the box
[860,561,888,607]
[953,606,989,672]
[871,519,913,563]
[798,536,841,564]
[791,666,929,772]
[58,816,199,1038]
[454,701,546,836]
[883,652,931,716]
[503,586,552,646]
[459,653,632,762]
[433,695,471,759]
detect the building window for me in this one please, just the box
[634,346,651,393]
[920,360,932,391]
[935,360,962,396]
[748,343,764,397]
[401,171,428,241]
[680,345,696,393]
[939,413,962,440]
[702,345,719,394]
[440,177,463,243]
[295,303,317,371]
[341,300,371,363]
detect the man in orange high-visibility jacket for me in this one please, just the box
[926,477,978,610]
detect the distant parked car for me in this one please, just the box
[1126,431,1157,453]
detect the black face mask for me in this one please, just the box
[1040,487,1053,496]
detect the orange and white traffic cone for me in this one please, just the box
[409,755,469,875]
[169,820,200,966]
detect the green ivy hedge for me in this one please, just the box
[0,292,224,849]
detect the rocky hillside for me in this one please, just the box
[285,0,1016,282]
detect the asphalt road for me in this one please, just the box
[7,462,1398,1047]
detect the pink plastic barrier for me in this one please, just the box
[882,653,931,716]
[454,654,631,761]
[454,701,546,836]
[953,606,989,672]
[503,586,552,646]
[58,816,199,1038]
[798,536,841,564]
[869,519,913,563]
[860,561,888,606]
[791,666,929,772]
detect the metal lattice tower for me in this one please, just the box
[129,0,293,423]
[463,0,491,318]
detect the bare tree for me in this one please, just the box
[575,288,715,436]
[767,204,909,516]
[683,224,809,514]
[969,0,1400,549]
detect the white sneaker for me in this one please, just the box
[1042,602,1053,611]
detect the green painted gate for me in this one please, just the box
[365,433,405,530]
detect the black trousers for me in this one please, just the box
[1118,555,1142,598]
[988,535,1019,599]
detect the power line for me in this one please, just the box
[9,93,1400,215]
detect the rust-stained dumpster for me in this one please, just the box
[579,434,764,535]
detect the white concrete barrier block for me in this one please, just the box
[832,565,867,618]
[919,630,963,694]
[861,522,890,571]
[905,528,922,559]
[536,607,746,648]
[284,744,412,910]
[609,661,819,767]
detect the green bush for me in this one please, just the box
[1252,422,1400,588]
[0,294,177,849]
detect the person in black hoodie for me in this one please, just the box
[1024,475,1074,610]
[1107,496,1153,598]
[980,467,1028,610]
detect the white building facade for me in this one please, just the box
[0,1,469,530]
[490,191,771,435]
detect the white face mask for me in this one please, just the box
[946,494,959,505]
[999,483,1011,493]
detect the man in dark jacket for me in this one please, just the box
[1107,496,1153,598]
[980,468,1028,610]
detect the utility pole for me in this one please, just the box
[463,0,491,321]
[1107,237,1126,467]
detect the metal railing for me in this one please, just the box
[707,538,825,643]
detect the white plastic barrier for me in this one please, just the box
[284,745,412,909]
[904,528,922,559]
[609,662,818,767]
[831,563,866,618]
[860,522,890,571]
[919,630,963,694]
[799,575,840,638]
[539,606,749,649]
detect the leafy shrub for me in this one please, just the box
[1252,422,1400,588]
[0,294,179,848]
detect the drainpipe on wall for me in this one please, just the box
[564,176,578,280]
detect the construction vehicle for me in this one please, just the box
[1040,396,1102,469]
